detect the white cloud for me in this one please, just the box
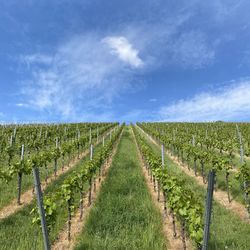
[102,36,144,68]
[19,34,142,119]
[117,21,215,70]
[159,80,250,121]
[16,103,29,107]
[17,28,216,122]
[20,53,53,66]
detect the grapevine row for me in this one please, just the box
[31,124,124,243]
[138,123,250,212]
[133,126,203,249]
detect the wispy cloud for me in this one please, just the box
[20,53,53,67]
[205,1,245,22]
[17,27,216,121]
[158,80,250,121]
[19,34,143,120]
[16,103,30,108]
[119,17,216,70]
[10,0,250,123]
[103,36,144,68]
[170,31,215,69]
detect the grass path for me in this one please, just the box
[74,127,167,250]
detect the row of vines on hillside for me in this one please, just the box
[31,124,124,243]
[138,123,250,213]
[0,122,117,205]
[133,126,204,249]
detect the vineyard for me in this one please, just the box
[0,122,250,249]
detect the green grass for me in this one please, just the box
[74,127,166,250]
[139,127,250,250]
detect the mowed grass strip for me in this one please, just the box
[74,127,166,250]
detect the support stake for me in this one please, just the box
[202,170,215,250]
[33,167,50,250]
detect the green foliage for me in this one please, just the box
[236,163,250,196]
[0,169,13,183]
[31,195,57,233]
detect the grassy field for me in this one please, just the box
[137,126,250,250]
[74,127,166,250]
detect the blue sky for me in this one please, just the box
[1,0,250,123]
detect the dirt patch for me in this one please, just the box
[0,129,113,220]
[131,127,193,250]
[137,126,250,223]
[51,130,123,250]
